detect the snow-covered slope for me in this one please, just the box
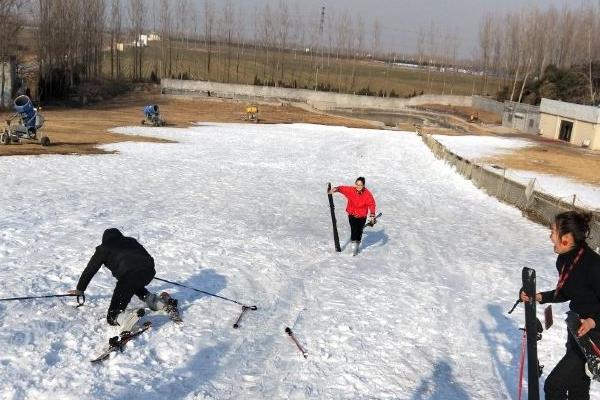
[0,123,589,399]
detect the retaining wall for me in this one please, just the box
[421,133,600,251]
[161,79,473,112]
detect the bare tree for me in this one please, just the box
[129,0,145,80]
[0,0,25,107]
[203,0,215,76]
[160,0,173,77]
[478,14,493,95]
[276,0,290,85]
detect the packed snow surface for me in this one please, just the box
[0,123,594,399]
[434,134,600,209]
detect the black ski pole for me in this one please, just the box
[154,276,257,310]
[0,293,85,307]
[233,306,251,329]
[508,298,522,314]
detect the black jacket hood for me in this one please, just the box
[102,228,124,245]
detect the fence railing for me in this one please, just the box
[421,133,600,251]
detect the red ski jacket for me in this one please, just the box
[336,186,376,218]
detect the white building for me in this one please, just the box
[539,98,600,150]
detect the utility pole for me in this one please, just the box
[319,6,325,69]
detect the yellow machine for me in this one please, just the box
[244,105,259,123]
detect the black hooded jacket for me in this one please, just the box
[76,228,155,292]
[540,242,600,329]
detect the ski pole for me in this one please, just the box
[517,329,526,400]
[0,293,85,307]
[233,306,251,329]
[154,276,257,310]
[508,298,522,314]
[285,327,308,359]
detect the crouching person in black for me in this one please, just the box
[68,228,175,331]
[520,211,600,400]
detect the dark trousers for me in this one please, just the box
[108,268,155,316]
[544,337,590,400]
[348,215,367,242]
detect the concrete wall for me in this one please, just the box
[0,61,13,109]
[472,95,504,115]
[161,79,474,112]
[539,113,559,140]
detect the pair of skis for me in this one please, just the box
[91,321,152,363]
[91,296,183,364]
[92,303,257,363]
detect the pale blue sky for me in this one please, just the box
[210,0,591,57]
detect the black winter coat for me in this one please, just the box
[76,228,155,292]
[540,243,600,330]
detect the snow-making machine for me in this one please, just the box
[141,104,166,127]
[1,95,49,146]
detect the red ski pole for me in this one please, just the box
[517,329,527,400]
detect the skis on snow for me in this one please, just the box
[285,327,308,359]
[91,321,152,363]
[327,183,341,252]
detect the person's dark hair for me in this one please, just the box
[554,211,593,244]
[356,177,365,186]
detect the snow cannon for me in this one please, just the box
[1,95,49,146]
[141,104,165,127]
[144,104,159,117]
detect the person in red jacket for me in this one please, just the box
[329,177,377,255]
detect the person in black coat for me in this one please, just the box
[68,228,166,326]
[521,211,600,399]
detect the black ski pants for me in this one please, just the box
[348,215,367,242]
[544,336,590,400]
[108,268,155,319]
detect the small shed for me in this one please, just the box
[502,101,540,134]
[539,98,600,150]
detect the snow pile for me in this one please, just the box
[433,135,535,160]
[0,123,594,399]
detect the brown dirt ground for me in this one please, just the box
[0,90,377,157]
[482,139,600,186]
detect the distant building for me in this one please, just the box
[133,34,148,47]
[148,33,161,41]
[116,43,124,52]
[539,98,600,150]
[502,101,540,134]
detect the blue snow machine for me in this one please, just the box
[1,95,49,146]
[141,104,165,127]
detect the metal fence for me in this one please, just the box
[421,133,600,251]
